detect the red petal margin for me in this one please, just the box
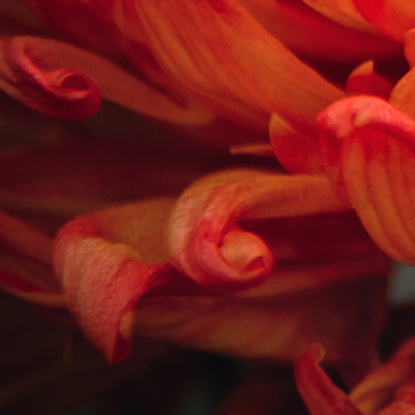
[295,343,363,415]
[53,198,195,364]
[167,168,351,289]
[318,96,415,264]
[0,36,101,119]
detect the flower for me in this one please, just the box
[0,2,414,412]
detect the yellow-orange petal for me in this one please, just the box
[318,96,415,264]
[90,0,344,134]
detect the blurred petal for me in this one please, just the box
[346,61,393,99]
[0,137,227,232]
[126,276,387,370]
[0,36,101,119]
[350,337,415,414]
[318,96,415,264]
[239,0,401,63]
[352,0,415,42]
[167,168,351,288]
[295,343,363,415]
[269,113,325,174]
[0,210,64,307]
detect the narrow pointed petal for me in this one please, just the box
[167,168,351,288]
[295,343,364,415]
[1,36,213,125]
[318,96,415,264]
[352,0,415,42]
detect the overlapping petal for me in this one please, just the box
[53,192,390,367]
[317,96,415,264]
[239,0,400,63]
[44,0,344,134]
[295,337,415,415]
[0,35,213,125]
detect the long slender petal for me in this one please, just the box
[78,0,344,133]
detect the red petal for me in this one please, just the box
[295,343,363,415]
[0,37,101,119]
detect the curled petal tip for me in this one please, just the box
[1,37,101,119]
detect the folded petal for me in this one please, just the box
[53,197,183,363]
[0,36,101,119]
[167,168,352,288]
[0,36,213,125]
[318,96,415,264]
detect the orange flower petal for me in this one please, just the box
[239,0,400,63]
[318,96,415,264]
[167,168,351,288]
[84,0,344,133]
[269,113,325,174]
